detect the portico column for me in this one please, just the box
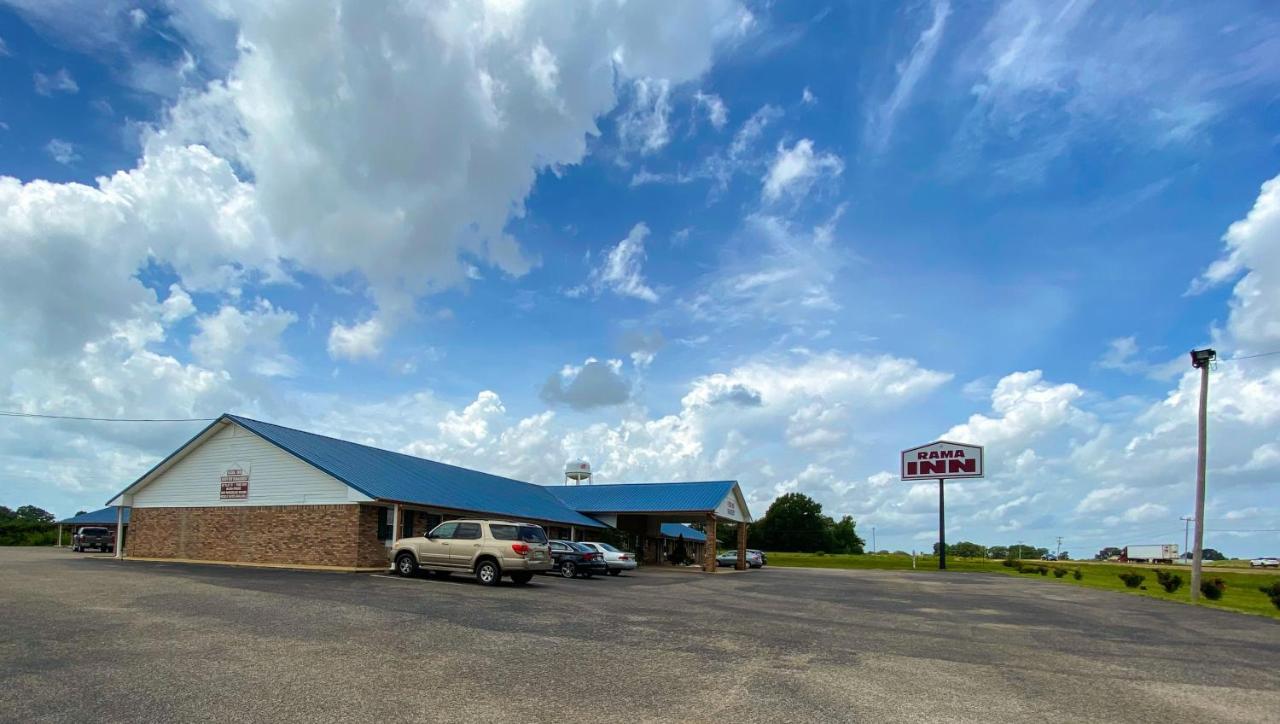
[114,506,125,559]
[391,504,401,544]
[736,522,748,570]
[703,513,718,573]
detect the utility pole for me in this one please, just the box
[1189,348,1216,602]
[1055,536,1062,559]
[1017,541,1023,560]
[871,526,876,554]
[1180,516,1194,564]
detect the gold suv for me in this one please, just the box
[391,519,553,585]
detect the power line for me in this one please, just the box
[0,410,214,423]
[1218,349,1280,362]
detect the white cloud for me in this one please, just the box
[0,35,10,57]
[159,284,196,324]
[865,0,950,153]
[191,300,298,377]
[587,222,660,302]
[617,78,673,153]
[45,139,80,165]
[694,91,728,130]
[762,138,843,202]
[801,87,815,105]
[327,317,388,362]
[33,68,78,95]
[943,370,1092,448]
[129,8,147,28]
[1191,174,1280,350]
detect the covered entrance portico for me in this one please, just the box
[548,481,753,572]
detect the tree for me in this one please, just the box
[948,541,986,558]
[1057,551,1071,560]
[988,545,1009,559]
[75,510,88,517]
[14,505,54,524]
[1202,548,1226,561]
[827,516,864,554]
[1096,547,1123,561]
[754,493,830,552]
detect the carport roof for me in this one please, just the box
[224,415,604,528]
[659,523,706,542]
[549,481,737,514]
[59,506,129,526]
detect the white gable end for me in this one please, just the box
[715,485,751,523]
[126,422,371,508]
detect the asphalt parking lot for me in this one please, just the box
[2,548,1278,723]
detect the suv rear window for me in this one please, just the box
[80,528,108,535]
[489,524,548,543]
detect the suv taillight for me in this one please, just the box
[511,543,530,556]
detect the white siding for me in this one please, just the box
[715,485,751,523]
[130,422,372,508]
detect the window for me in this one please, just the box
[597,543,620,552]
[550,542,568,551]
[454,522,482,540]
[490,524,548,543]
[401,510,415,539]
[518,526,548,543]
[489,524,518,540]
[569,542,593,552]
[377,507,392,541]
[430,522,459,539]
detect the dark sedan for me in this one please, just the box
[548,540,609,578]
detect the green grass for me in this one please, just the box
[767,552,1280,620]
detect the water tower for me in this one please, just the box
[565,459,592,486]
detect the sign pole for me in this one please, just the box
[938,478,946,570]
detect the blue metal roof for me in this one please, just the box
[225,415,604,528]
[548,481,737,513]
[660,523,706,542]
[59,506,129,526]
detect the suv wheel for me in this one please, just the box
[395,552,418,577]
[475,559,501,586]
[510,572,533,585]
[560,561,577,578]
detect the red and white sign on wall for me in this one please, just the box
[219,467,250,499]
[900,440,984,480]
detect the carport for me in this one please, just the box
[56,506,130,549]
[549,482,753,572]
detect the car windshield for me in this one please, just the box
[569,542,593,552]
[595,543,620,552]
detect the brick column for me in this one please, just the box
[736,522,748,570]
[703,513,718,572]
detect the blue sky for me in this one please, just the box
[2,0,1279,558]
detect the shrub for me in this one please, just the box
[1001,559,1017,568]
[1258,581,1280,611]
[1154,569,1183,593]
[1053,567,1067,578]
[1118,572,1145,589]
[815,551,826,557]
[1200,577,1227,601]
[1038,566,1049,575]
[1072,568,1083,580]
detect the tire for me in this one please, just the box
[475,559,501,586]
[395,552,418,577]
[510,572,533,585]
[560,561,577,578]
[608,569,621,576]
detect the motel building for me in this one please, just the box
[103,414,753,572]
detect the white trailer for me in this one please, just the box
[1122,544,1178,564]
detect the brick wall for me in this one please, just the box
[127,504,391,568]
